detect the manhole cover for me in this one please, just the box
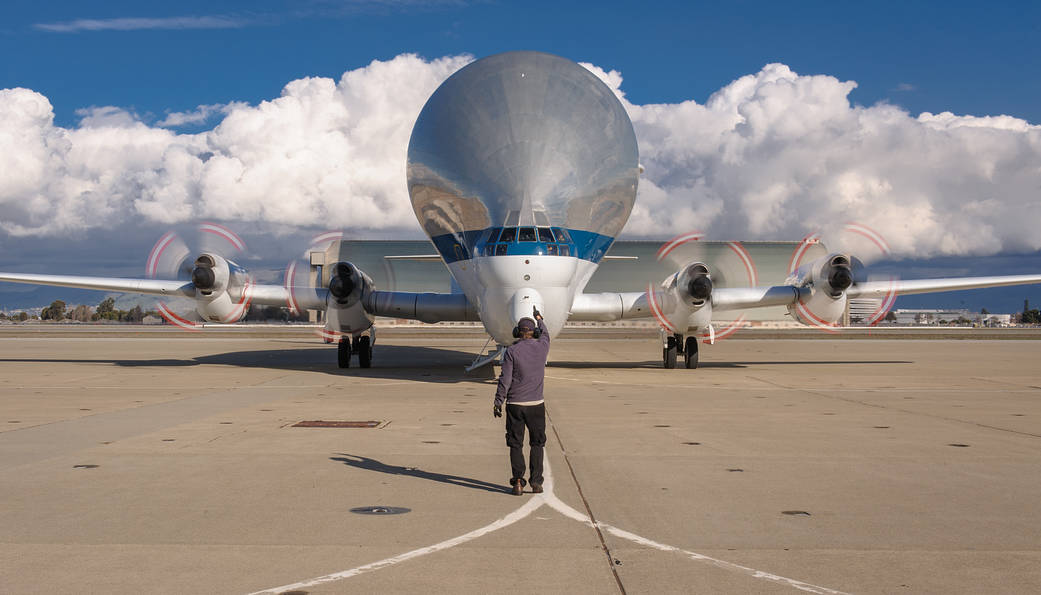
[350,506,411,515]
[293,420,380,428]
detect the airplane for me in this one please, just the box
[3,50,1041,370]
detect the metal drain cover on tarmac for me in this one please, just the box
[350,506,411,515]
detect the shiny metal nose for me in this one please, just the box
[406,51,639,250]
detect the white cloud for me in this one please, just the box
[1,55,1040,259]
[157,102,247,127]
[74,105,142,128]
[34,16,250,33]
[582,62,1041,257]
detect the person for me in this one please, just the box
[493,307,550,495]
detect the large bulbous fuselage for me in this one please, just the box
[407,51,640,343]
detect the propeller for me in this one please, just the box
[145,223,252,330]
[788,222,898,331]
[283,231,348,342]
[649,231,759,342]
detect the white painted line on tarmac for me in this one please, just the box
[248,462,559,594]
[543,489,847,594]
[247,496,546,594]
[250,455,847,595]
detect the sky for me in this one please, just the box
[1,0,1040,312]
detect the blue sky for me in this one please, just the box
[4,1,1039,127]
[1,0,1040,313]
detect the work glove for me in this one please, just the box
[493,404,502,418]
[532,306,542,320]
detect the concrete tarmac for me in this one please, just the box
[1,326,1039,594]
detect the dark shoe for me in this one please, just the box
[530,482,543,494]
[510,478,526,496]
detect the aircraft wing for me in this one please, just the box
[847,274,1041,299]
[0,271,310,308]
[713,274,1041,311]
[0,272,195,298]
[572,273,1041,320]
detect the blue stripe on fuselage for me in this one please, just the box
[430,228,615,264]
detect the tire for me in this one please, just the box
[684,336,699,369]
[337,337,352,368]
[357,336,372,368]
[663,336,677,369]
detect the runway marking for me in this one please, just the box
[250,457,849,595]
[247,471,553,595]
[542,492,847,595]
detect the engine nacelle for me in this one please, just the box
[326,261,375,333]
[650,262,714,334]
[785,253,855,328]
[192,253,253,323]
[676,262,713,303]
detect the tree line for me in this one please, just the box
[2,297,309,324]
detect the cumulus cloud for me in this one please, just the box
[157,102,248,127]
[581,62,1041,257]
[1,55,1039,259]
[0,54,471,237]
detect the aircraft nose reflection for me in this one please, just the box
[406,50,639,259]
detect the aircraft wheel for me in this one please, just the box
[338,337,352,368]
[663,336,677,369]
[684,337,699,369]
[357,336,372,368]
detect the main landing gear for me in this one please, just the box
[337,333,374,369]
[662,332,699,369]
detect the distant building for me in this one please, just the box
[981,314,1012,327]
[888,309,1012,326]
[892,309,972,325]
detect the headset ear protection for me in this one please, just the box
[512,318,541,339]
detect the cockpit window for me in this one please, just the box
[499,227,516,243]
[488,227,503,242]
[537,227,553,242]
[518,227,536,242]
[552,227,571,243]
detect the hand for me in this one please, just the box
[532,306,542,320]
[493,404,502,418]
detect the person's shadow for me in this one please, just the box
[330,453,510,494]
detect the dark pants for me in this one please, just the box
[505,403,546,484]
